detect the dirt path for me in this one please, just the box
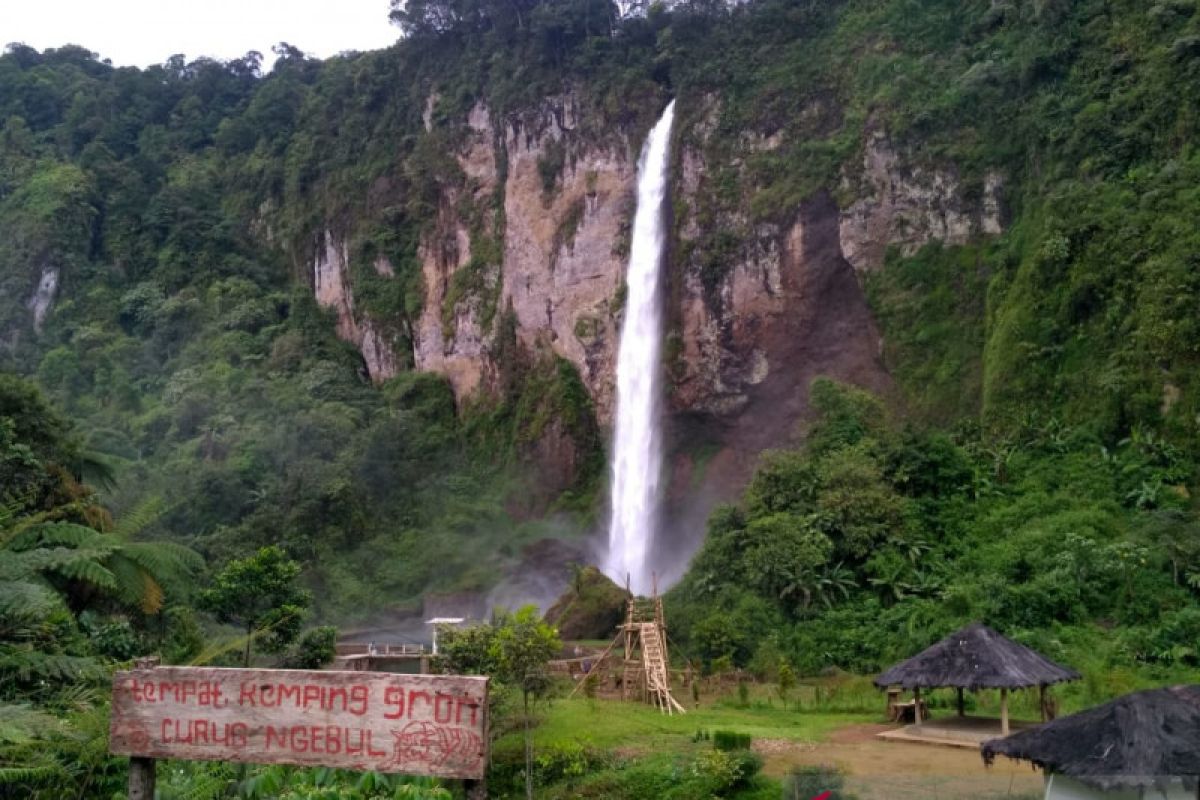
[756,724,1044,800]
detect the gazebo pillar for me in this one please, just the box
[913,686,922,724]
[1039,684,1047,722]
[1000,688,1009,735]
[956,687,965,717]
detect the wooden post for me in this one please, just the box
[913,686,922,724]
[128,757,156,800]
[1039,684,1047,722]
[128,656,160,800]
[957,687,965,717]
[1000,688,1010,735]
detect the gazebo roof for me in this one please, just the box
[874,623,1079,691]
[982,685,1200,791]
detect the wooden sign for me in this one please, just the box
[109,666,488,779]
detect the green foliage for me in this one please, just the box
[784,765,856,800]
[776,661,795,706]
[670,379,1200,688]
[0,376,203,797]
[4,2,1200,793]
[437,606,560,798]
[196,545,312,666]
[691,747,762,796]
[284,625,339,670]
[711,730,752,752]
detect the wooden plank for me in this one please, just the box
[109,666,488,779]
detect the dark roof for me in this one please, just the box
[982,685,1200,791]
[873,623,1079,691]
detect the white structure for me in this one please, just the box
[424,617,465,655]
[1044,774,1193,800]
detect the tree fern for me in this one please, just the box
[0,580,60,629]
[111,495,167,539]
[7,522,97,550]
[121,540,205,584]
[3,521,201,613]
[0,704,61,745]
[0,646,104,684]
[107,555,165,613]
[0,764,61,786]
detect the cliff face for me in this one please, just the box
[309,92,1004,565]
[312,94,635,423]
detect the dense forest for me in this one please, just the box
[4,0,1200,796]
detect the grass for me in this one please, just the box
[492,692,869,799]
[504,693,873,755]
[493,687,1047,799]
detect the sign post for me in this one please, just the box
[110,661,488,793]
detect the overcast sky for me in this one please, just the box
[4,0,401,70]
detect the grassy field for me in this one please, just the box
[489,681,1045,799]
[517,696,871,752]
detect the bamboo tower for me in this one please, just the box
[570,573,686,714]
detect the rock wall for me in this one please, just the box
[309,93,1005,571]
[411,102,499,399]
[313,95,635,422]
[839,132,1004,274]
[311,230,399,382]
[499,96,634,423]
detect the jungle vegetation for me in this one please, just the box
[3,0,1200,796]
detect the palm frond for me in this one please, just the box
[74,450,119,493]
[0,765,61,786]
[0,580,61,627]
[105,555,165,613]
[40,550,119,591]
[49,683,101,714]
[7,522,101,552]
[0,646,104,683]
[112,496,167,540]
[0,704,62,745]
[4,546,119,590]
[120,541,205,581]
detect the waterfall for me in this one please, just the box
[604,100,676,596]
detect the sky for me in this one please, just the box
[4,0,401,70]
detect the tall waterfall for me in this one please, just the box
[604,100,676,596]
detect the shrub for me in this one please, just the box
[784,765,855,800]
[712,730,752,752]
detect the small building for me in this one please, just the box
[982,685,1200,800]
[874,622,1079,743]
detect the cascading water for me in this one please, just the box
[604,100,676,596]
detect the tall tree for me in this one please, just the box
[435,606,560,800]
[196,545,311,667]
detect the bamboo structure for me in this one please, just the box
[568,574,686,714]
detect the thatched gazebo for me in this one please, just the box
[874,623,1079,734]
[982,685,1200,799]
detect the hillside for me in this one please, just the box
[3,0,1200,651]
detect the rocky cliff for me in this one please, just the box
[308,92,1004,571]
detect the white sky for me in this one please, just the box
[3,0,401,70]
